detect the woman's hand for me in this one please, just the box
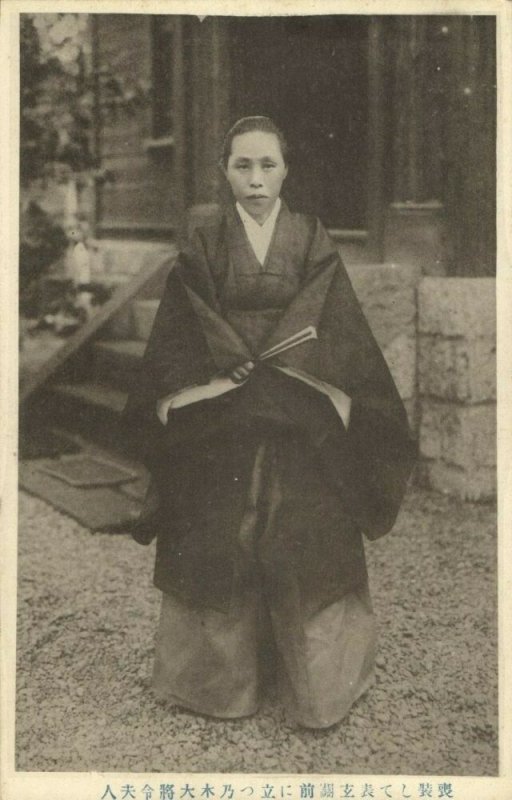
[229,361,255,384]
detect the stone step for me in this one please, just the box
[29,371,146,455]
[19,459,143,532]
[88,238,175,283]
[40,380,133,456]
[90,240,173,341]
[92,340,146,392]
[50,380,128,414]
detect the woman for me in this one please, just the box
[125,116,415,728]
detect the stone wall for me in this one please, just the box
[418,277,496,500]
[345,267,497,502]
[346,261,421,430]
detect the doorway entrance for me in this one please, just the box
[229,17,369,232]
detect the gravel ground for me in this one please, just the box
[15,486,498,775]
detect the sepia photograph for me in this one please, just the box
[2,1,511,798]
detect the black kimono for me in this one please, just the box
[125,200,415,727]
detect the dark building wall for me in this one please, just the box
[442,16,496,277]
[227,16,369,230]
[385,16,496,276]
[90,14,496,276]
[93,14,188,237]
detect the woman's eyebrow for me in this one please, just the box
[233,156,277,163]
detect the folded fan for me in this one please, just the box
[161,325,319,415]
[258,326,317,361]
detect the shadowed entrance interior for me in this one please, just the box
[229,16,369,231]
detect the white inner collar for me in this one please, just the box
[236,198,281,265]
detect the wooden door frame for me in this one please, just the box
[91,15,188,241]
[366,17,387,262]
[294,17,387,262]
[168,16,187,238]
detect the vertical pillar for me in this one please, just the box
[366,17,387,263]
[188,18,231,206]
[384,17,447,275]
[171,16,186,235]
[442,16,496,276]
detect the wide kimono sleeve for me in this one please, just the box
[122,221,254,487]
[125,213,416,544]
[121,232,220,487]
[265,217,417,539]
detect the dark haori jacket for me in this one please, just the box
[124,202,416,614]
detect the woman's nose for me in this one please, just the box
[249,166,264,186]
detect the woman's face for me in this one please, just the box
[224,131,288,224]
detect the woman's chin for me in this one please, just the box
[241,198,274,223]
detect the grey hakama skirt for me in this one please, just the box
[152,442,377,729]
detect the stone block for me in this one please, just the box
[420,400,496,471]
[425,461,496,502]
[382,333,416,401]
[419,401,443,461]
[418,334,496,403]
[444,404,496,470]
[346,261,420,349]
[418,277,496,338]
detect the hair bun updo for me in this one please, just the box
[220,116,289,168]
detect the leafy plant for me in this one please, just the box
[20,13,95,183]
[21,13,153,184]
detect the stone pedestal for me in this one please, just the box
[418,277,496,500]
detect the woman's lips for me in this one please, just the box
[246,194,268,200]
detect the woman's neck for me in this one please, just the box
[237,197,280,226]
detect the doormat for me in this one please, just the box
[19,461,142,532]
[36,453,138,488]
[19,427,81,460]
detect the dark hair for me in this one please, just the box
[220,116,289,168]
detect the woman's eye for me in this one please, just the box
[263,164,275,171]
